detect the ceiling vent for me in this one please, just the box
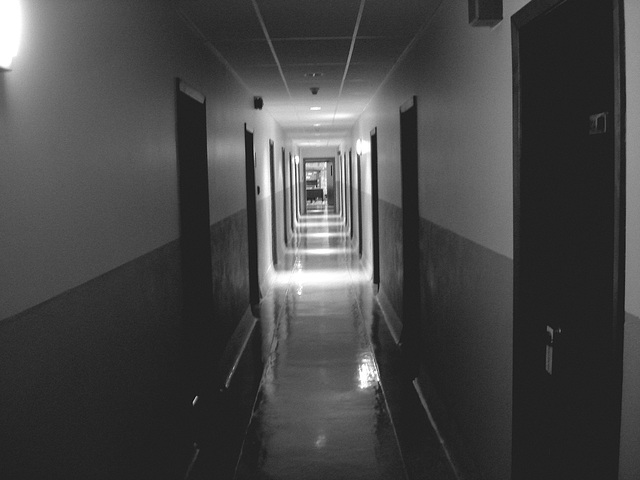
[468,0,502,27]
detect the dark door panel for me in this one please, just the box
[399,97,420,377]
[512,1,624,478]
[176,79,215,398]
[371,128,380,286]
[245,126,261,306]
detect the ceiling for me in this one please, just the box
[178,0,440,147]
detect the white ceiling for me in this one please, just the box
[178,0,440,147]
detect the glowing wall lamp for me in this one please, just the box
[0,0,22,71]
[294,155,300,165]
[355,138,363,156]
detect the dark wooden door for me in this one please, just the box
[289,154,296,229]
[349,150,354,239]
[269,140,278,265]
[282,148,288,246]
[296,161,302,220]
[342,155,347,219]
[399,97,420,377]
[512,1,624,478]
[371,128,380,286]
[357,153,363,258]
[336,156,342,215]
[342,154,349,226]
[176,79,214,396]
[244,126,261,306]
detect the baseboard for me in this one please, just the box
[374,290,483,480]
[218,306,259,390]
[413,366,485,480]
[376,288,403,344]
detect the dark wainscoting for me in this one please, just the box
[418,218,513,480]
[374,202,513,479]
[210,209,250,347]
[378,199,404,323]
[0,210,252,480]
[0,240,187,479]
[620,312,640,478]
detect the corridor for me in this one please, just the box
[191,210,458,479]
[2,2,638,480]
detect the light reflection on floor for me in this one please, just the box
[284,247,349,256]
[234,211,406,480]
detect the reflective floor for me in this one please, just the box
[235,211,404,479]
[231,210,456,480]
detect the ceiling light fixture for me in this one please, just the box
[310,106,321,111]
[0,0,22,71]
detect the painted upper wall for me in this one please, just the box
[355,1,529,259]
[0,0,283,320]
[353,52,415,207]
[620,3,640,479]
[414,0,527,258]
[626,1,640,318]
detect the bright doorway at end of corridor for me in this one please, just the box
[304,158,335,214]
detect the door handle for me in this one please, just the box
[546,325,562,375]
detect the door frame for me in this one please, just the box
[370,127,380,286]
[289,153,296,230]
[244,125,261,306]
[333,152,342,216]
[302,157,335,209]
[511,0,626,476]
[356,150,363,258]
[399,96,420,377]
[268,140,278,265]
[349,150,354,239]
[282,148,288,246]
[175,79,214,377]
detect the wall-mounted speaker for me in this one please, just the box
[254,96,263,110]
[468,0,502,27]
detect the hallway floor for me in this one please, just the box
[235,211,407,479]
[191,210,458,479]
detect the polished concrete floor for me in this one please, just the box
[188,208,457,479]
[230,210,456,480]
[235,211,404,479]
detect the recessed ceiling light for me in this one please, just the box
[310,106,321,111]
[304,72,324,78]
[313,123,321,127]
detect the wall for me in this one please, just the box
[620,1,640,478]
[0,1,284,478]
[354,0,640,478]
[0,0,283,320]
[412,4,521,477]
[354,3,523,478]
[248,121,287,287]
[353,39,417,316]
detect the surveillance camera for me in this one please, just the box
[310,87,319,95]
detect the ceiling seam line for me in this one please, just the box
[333,0,366,126]
[251,0,293,101]
[177,10,253,94]
[361,0,446,115]
[269,35,405,42]
[178,9,288,129]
